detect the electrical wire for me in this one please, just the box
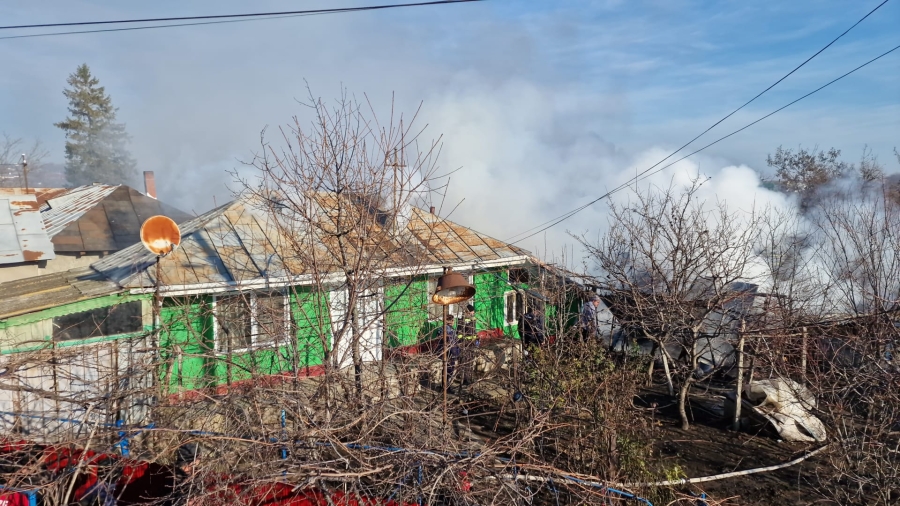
[0,0,481,40]
[507,43,900,246]
[504,0,893,244]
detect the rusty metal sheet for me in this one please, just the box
[229,206,290,279]
[43,185,191,254]
[92,203,224,287]
[157,229,232,286]
[204,207,257,283]
[33,188,68,208]
[0,194,56,265]
[42,184,118,237]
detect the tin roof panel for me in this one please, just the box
[42,184,119,237]
[0,193,56,265]
[91,193,530,290]
[0,267,120,319]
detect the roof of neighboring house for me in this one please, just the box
[41,184,119,236]
[0,189,56,265]
[0,266,121,320]
[43,185,193,253]
[32,188,69,207]
[92,193,531,289]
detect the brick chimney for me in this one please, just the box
[143,171,157,199]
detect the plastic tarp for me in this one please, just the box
[743,378,827,443]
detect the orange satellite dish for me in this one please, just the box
[140,215,181,256]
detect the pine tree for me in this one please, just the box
[55,64,136,186]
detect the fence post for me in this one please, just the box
[732,319,746,432]
[801,326,808,381]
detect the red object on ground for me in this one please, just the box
[0,438,420,506]
[0,491,31,506]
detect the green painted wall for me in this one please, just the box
[158,296,214,391]
[0,294,152,354]
[291,289,330,373]
[158,288,331,392]
[474,271,512,334]
[384,277,432,347]
[382,269,528,347]
[0,265,565,394]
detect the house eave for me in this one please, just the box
[127,255,534,297]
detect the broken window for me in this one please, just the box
[509,268,530,285]
[52,301,143,341]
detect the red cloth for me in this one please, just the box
[0,491,32,506]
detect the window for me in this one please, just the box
[255,293,290,345]
[504,291,524,325]
[53,301,143,341]
[215,292,289,353]
[427,274,472,321]
[509,268,530,285]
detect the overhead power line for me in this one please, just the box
[508,43,900,246]
[0,0,481,40]
[504,0,892,244]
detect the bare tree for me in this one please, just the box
[0,132,50,187]
[805,182,900,504]
[583,179,764,430]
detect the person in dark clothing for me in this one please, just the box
[165,443,201,506]
[579,295,601,342]
[520,308,546,347]
[458,304,477,340]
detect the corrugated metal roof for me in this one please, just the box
[92,193,530,289]
[33,188,68,208]
[41,184,119,237]
[43,185,193,252]
[0,189,56,265]
[0,267,121,319]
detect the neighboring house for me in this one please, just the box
[0,175,192,283]
[0,192,544,439]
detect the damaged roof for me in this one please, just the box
[92,194,530,289]
[44,185,194,253]
[0,189,56,265]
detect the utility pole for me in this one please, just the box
[387,147,406,235]
[20,154,28,189]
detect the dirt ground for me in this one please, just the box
[632,388,834,506]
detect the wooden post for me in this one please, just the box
[732,318,746,432]
[801,326,808,381]
[660,344,675,396]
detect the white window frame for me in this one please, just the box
[427,273,473,321]
[504,290,525,326]
[213,292,290,354]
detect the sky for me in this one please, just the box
[0,0,897,263]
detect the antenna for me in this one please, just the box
[140,215,181,256]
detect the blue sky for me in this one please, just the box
[0,0,897,257]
